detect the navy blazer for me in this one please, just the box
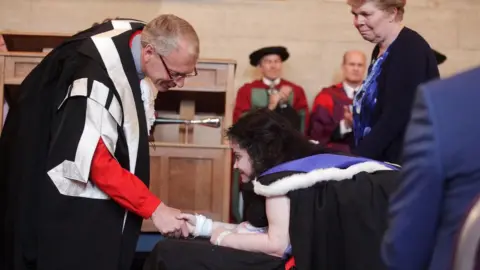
[382,66,480,270]
[353,27,440,164]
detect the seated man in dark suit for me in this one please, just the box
[382,66,480,270]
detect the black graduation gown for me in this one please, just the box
[253,158,400,270]
[144,155,399,270]
[285,171,397,270]
[0,19,150,270]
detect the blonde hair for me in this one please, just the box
[348,0,406,20]
[141,14,200,57]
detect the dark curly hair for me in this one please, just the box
[226,108,328,178]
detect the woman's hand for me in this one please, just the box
[176,213,196,235]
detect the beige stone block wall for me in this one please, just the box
[1,0,479,105]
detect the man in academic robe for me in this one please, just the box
[0,15,199,270]
[233,46,309,134]
[309,50,367,153]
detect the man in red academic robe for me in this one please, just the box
[309,50,367,153]
[233,46,309,134]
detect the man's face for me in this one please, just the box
[259,54,283,80]
[342,52,366,84]
[141,38,198,92]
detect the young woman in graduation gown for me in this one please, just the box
[143,108,400,270]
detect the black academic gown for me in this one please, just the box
[253,157,400,270]
[0,19,150,270]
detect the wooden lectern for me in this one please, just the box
[0,31,237,232]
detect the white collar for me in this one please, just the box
[140,78,159,134]
[342,82,361,99]
[263,77,281,87]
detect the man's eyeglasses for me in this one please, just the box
[157,53,198,82]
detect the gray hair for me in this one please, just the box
[348,0,406,21]
[141,14,200,57]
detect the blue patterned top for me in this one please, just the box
[353,47,391,145]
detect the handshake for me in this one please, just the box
[150,202,225,244]
[151,203,233,245]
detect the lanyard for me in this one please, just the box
[353,48,390,115]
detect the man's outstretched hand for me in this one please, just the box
[151,202,189,238]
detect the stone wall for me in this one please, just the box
[1,0,479,104]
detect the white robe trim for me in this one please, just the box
[253,161,394,197]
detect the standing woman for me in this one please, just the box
[348,0,439,164]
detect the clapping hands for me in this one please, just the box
[343,105,353,128]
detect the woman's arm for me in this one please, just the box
[212,222,238,231]
[218,195,290,257]
[179,213,239,237]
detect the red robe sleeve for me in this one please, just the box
[312,91,334,114]
[90,138,161,219]
[292,85,310,135]
[309,91,337,144]
[233,84,252,123]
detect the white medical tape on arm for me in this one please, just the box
[193,214,213,237]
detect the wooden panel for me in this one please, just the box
[149,156,165,200]
[178,100,195,144]
[142,145,231,232]
[0,53,235,93]
[4,56,43,84]
[170,62,230,92]
[167,157,213,210]
[2,32,69,52]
